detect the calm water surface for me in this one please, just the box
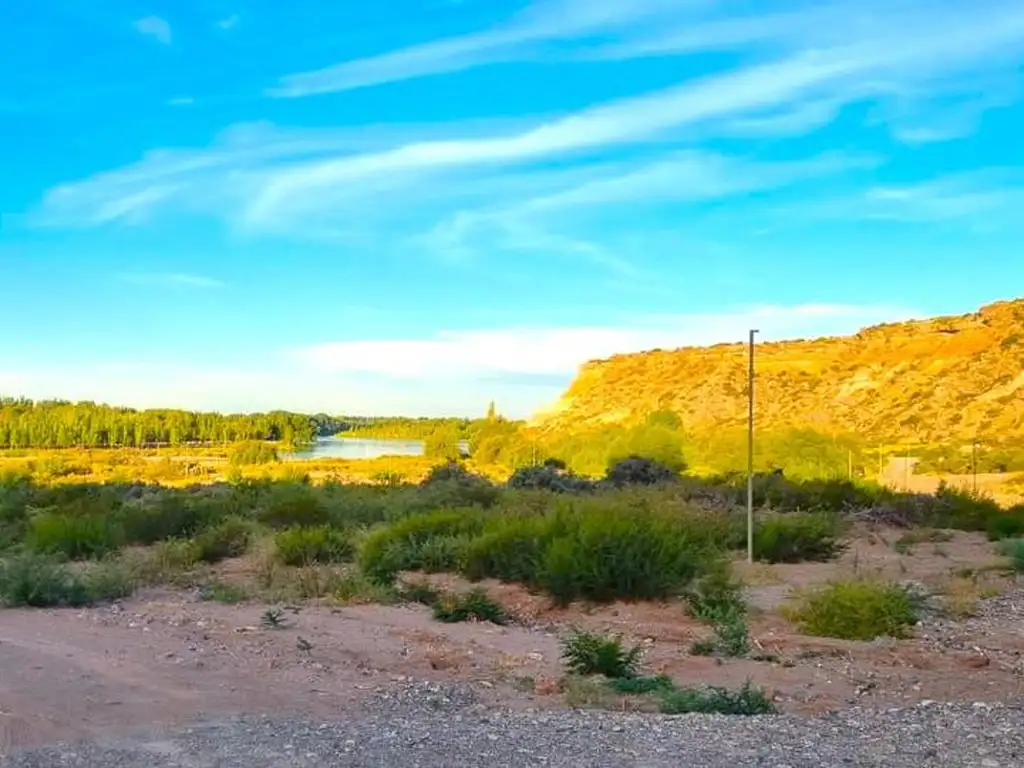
[284,436,425,460]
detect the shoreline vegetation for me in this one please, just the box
[2,400,1023,499]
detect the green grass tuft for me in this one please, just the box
[561,628,644,679]
[785,580,918,640]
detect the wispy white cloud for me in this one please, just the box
[269,0,692,97]
[293,303,919,381]
[134,16,172,45]
[217,14,239,30]
[167,96,194,107]
[774,170,1024,224]
[248,8,1024,225]
[29,0,1024,274]
[269,0,1024,99]
[119,272,224,288]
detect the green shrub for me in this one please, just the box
[228,441,279,466]
[26,512,122,560]
[561,629,644,679]
[507,466,594,493]
[274,525,353,566]
[606,674,675,695]
[604,456,679,487]
[986,509,1024,542]
[537,505,704,604]
[418,463,500,508]
[80,561,136,602]
[461,515,561,584]
[431,588,508,625]
[997,538,1024,572]
[358,509,482,584]
[754,513,844,563]
[0,554,131,606]
[682,561,745,621]
[0,554,90,607]
[192,516,253,563]
[921,484,1002,531]
[258,485,329,529]
[117,495,217,545]
[786,581,917,640]
[658,681,776,715]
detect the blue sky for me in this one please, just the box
[2,0,1024,418]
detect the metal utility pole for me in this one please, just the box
[972,438,979,493]
[747,329,759,564]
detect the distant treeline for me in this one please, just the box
[0,398,317,449]
[342,417,479,440]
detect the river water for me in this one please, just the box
[283,436,426,461]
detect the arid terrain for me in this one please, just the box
[3,525,1023,762]
[535,298,1024,443]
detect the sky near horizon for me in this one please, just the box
[2,1,1024,418]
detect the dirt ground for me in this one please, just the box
[2,527,1023,756]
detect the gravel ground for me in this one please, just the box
[3,683,1022,768]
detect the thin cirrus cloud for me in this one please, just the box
[246,5,1024,226]
[268,0,692,97]
[268,0,1024,98]
[133,16,172,45]
[28,0,1024,265]
[119,272,224,288]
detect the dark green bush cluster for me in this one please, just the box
[604,456,679,487]
[986,505,1024,541]
[274,525,354,566]
[418,462,501,508]
[753,513,845,563]
[507,465,594,493]
[192,517,253,563]
[26,511,122,559]
[0,554,134,607]
[785,580,918,640]
[359,498,720,605]
[358,509,482,584]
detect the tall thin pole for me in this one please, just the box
[972,439,978,493]
[747,329,759,564]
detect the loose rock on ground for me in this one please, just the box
[3,682,1023,767]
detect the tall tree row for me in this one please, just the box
[0,397,317,448]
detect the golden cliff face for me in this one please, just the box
[533,299,1024,442]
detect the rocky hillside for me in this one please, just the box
[533,299,1024,443]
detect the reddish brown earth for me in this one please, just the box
[2,527,1023,755]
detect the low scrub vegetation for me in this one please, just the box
[785,580,918,640]
[431,588,508,625]
[274,525,354,566]
[0,554,134,608]
[753,513,845,563]
[657,681,776,715]
[0,453,1018,617]
[561,629,645,679]
[997,538,1024,572]
[561,628,775,715]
